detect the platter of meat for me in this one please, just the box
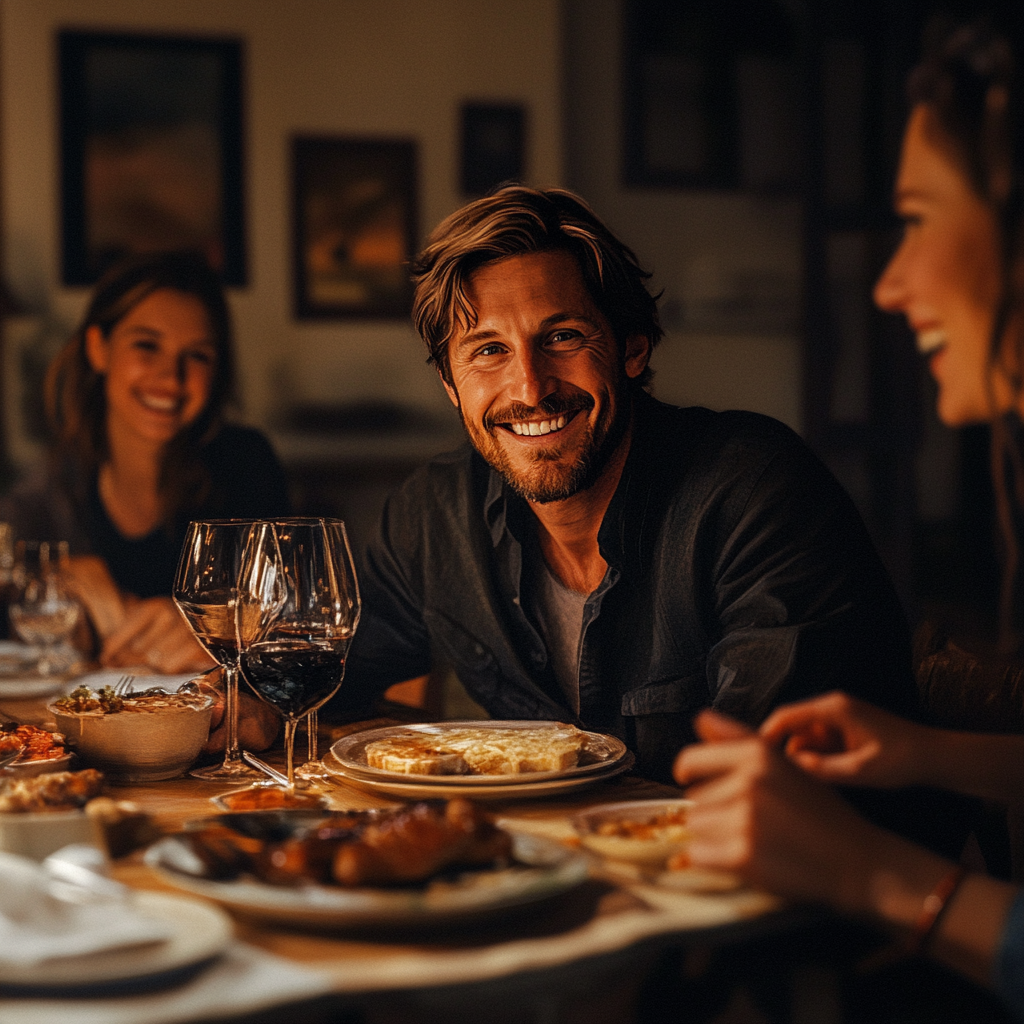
[0,723,74,777]
[324,721,633,799]
[145,798,589,927]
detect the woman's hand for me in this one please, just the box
[673,709,883,911]
[99,597,215,674]
[758,691,932,789]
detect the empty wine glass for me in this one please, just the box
[9,542,80,675]
[236,518,360,791]
[173,519,263,781]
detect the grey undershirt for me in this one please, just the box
[526,545,588,716]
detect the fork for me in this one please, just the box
[113,674,136,696]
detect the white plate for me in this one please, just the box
[0,890,232,991]
[3,752,75,778]
[146,830,588,928]
[324,748,635,801]
[329,721,629,786]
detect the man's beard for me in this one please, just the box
[458,386,631,504]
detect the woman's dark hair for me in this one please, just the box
[411,185,662,390]
[45,250,237,527]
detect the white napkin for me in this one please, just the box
[0,848,172,967]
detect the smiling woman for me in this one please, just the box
[0,253,289,700]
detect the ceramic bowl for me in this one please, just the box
[0,808,103,861]
[49,695,215,782]
[571,799,692,866]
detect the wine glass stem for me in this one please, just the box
[283,716,298,792]
[307,709,318,761]
[222,663,244,767]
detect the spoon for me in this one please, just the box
[242,751,290,787]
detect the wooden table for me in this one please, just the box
[1,710,797,1024]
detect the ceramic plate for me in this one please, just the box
[329,721,629,787]
[3,751,75,778]
[324,749,635,801]
[146,828,588,928]
[0,891,231,991]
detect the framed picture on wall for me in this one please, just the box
[292,137,417,319]
[58,30,246,286]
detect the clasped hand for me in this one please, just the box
[671,693,931,909]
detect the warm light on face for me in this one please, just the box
[874,105,1006,427]
[443,250,649,503]
[86,288,218,450]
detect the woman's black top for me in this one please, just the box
[1,424,291,598]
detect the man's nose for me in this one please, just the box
[507,346,556,407]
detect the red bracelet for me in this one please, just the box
[911,864,968,955]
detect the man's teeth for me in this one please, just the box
[510,415,568,437]
[916,328,947,355]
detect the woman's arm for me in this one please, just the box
[674,710,1019,989]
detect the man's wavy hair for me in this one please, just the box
[411,185,663,389]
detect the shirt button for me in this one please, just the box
[513,596,520,605]
[474,644,484,656]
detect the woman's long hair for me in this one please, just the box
[910,16,1024,651]
[45,250,237,528]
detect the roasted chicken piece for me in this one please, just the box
[332,798,512,886]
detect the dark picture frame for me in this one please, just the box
[460,103,525,195]
[58,30,246,286]
[622,0,804,191]
[292,137,416,319]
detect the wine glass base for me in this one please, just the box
[294,760,330,783]
[189,760,266,782]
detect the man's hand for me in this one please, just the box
[672,709,881,911]
[100,597,215,674]
[758,691,931,790]
[201,688,280,754]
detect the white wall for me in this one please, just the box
[562,0,803,432]
[0,0,564,428]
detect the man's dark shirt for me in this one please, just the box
[339,394,970,853]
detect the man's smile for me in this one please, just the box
[502,413,571,437]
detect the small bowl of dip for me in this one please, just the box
[571,799,692,867]
[49,686,214,782]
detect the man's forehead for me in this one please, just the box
[462,250,594,310]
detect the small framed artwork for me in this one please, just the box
[292,137,417,319]
[58,30,246,286]
[461,103,525,195]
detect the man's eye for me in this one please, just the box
[476,344,505,357]
[132,339,159,353]
[549,330,581,345]
[188,349,215,365]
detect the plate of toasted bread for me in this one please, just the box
[323,721,633,800]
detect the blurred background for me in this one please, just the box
[0,0,1002,642]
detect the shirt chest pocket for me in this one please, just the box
[619,674,708,717]
[422,609,498,676]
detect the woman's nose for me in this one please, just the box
[873,244,908,313]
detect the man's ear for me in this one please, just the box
[84,325,110,373]
[440,372,460,409]
[624,334,651,379]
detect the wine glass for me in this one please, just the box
[9,541,80,675]
[173,519,264,781]
[236,518,360,791]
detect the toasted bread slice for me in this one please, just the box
[363,737,468,775]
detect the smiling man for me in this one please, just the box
[340,186,936,803]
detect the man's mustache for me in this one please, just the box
[484,395,594,432]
